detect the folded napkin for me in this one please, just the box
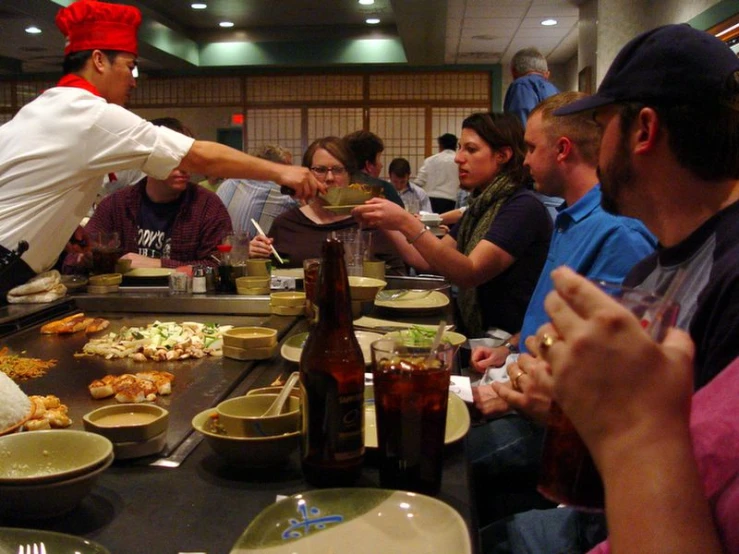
[7,270,67,304]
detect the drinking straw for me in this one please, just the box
[425,319,447,365]
[251,218,285,265]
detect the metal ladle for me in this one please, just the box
[261,371,300,417]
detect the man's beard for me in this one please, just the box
[597,131,635,216]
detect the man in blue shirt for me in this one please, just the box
[468,91,656,524]
[504,48,560,128]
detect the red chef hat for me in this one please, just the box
[55,0,142,56]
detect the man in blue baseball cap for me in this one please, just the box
[483,23,739,554]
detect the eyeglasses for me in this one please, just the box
[310,165,347,177]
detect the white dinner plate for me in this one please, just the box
[229,488,471,554]
[281,330,383,366]
[363,385,470,449]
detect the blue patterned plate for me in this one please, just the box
[230,488,471,553]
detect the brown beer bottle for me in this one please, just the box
[300,235,365,486]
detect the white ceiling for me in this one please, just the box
[0,0,580,76]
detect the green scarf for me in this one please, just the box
[455,173,519,337]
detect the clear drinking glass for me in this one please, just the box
[537,282,680,511]
[371,338,454,495]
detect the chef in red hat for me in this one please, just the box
[0,0,324,300]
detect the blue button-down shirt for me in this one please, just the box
[519,184,657,351]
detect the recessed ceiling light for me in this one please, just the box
[359,0,375,4]
[25,26,42,34]
[191,3,207,9]
[219,21,235,28]
[366,18,380,24]
[541,19,558,26]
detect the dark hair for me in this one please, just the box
[302,136,357,174]
[343,130,384,169]
[438,133,458,151]
[618,79,739,181]
[149,117,194,138]
[461,112,527,184]
[62,49,122,75]
[388,158,411,177]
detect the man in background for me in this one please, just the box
[216,144,298,236]
[504,47,559,128]
[387,157,431,215]
[343,130,404,207]
[413,133,460,214]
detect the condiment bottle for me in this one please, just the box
[192,266,207,294]
[299,236,365,486]
[216,244,235,293]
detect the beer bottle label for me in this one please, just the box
[335,392,363,460]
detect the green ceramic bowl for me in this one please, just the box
[348,276,386,302]
[82,403,169,444]
[216,395,300,437]
[0,452,113,519]
[192,409,300,467]
[0,429,113,485]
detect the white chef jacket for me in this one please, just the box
[0,87,194,273]
[412,149,460,202]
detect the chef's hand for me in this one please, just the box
[120,252,162,268]
[276,166,326,200]
[352,198,414,230]
[249,235,272,259]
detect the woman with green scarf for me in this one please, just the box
[353,112,552,338]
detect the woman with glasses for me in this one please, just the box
[249,136,406,273]
[353,113,552,338]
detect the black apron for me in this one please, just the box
[0,241,35,306]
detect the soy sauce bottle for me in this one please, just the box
[299,236,364,486]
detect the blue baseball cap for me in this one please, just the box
[555,24,739,115]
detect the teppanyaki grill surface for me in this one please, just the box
[0,311,296,457]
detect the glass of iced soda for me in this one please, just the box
[370,337,454,495]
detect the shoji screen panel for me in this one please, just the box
[246,75,363,103]
[430,106,489,150]
[369,107,425,180]
[369,73,489,102]
[131,77,242,106]
[245,108,302,158]
[307,108,363,144]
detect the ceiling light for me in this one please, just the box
[366,18,380,25]
[25,26,42,34]
[219,21,235,28]
[541,19,558,26]
[359,0,375,4]
[191,3,207,8]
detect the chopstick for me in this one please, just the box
[251,218,285,265]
